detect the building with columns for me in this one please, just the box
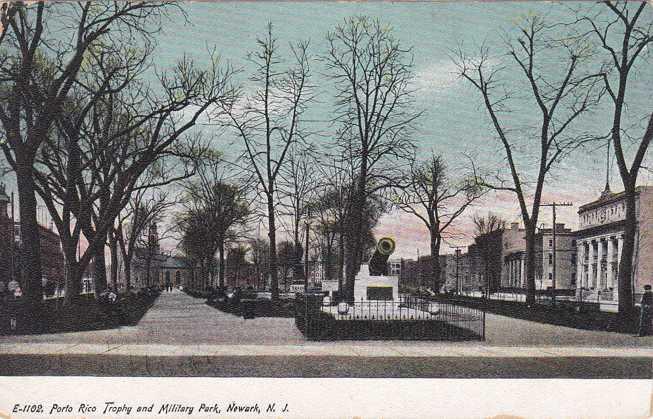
[576,186,653,301]
[501,222,526,289]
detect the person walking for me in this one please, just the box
[637,285,652,337]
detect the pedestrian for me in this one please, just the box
[637,284,652,337]
[7,278,19,299]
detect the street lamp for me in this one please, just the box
[304,207,311,291]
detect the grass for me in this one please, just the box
[0,291,160,335]
[431,293,639,334]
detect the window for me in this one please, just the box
[571,240,576,247]
[571,272,576,286]
[548,273,553,280]
[548,254,553,265]
[571,254,577,265]
[548,239,553,247]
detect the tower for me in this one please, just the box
[0,183,9,219]
[148,222,160,254]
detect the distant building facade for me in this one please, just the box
[576,186,653,301]
[0,183,64,291]
[119,223,192,290]
[500,222,526,289]
[534,223,577,290]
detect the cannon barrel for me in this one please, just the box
[368,237,396,276]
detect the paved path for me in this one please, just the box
[0,289,305,346]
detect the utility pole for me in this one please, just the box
[541,202,572,302]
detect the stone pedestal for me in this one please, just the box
[354,264,399,301]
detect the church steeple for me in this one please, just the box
[148,222,160,254]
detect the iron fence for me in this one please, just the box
[295,294,485,341]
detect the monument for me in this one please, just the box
[354,237,399,301]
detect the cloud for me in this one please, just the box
[412,60,461,95]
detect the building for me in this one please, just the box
[534,223,577,290]
[471,228,503,292]
[575,185,653,301]
[121,223,192,290]
[0,183,65,291]
[500,222,526,289]
[398,255,448,292]
[442,249,470,293]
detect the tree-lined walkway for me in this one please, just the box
[0,289,304,345]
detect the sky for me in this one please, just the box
[149,2,652,258]
[2,1,652,260]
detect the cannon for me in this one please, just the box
[368,237,396,276]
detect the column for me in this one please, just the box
[606,237,614,290]
[576,241,585,290]
[615,234,623,301]
[520,257,525,288]
[588,240,595,289]
[596,238,604,290]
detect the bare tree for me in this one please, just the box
[180,157,250,290]
[0,1,171,310]
[34,47,236,305]
[395,153,485,292]
[249,237,270,290]
[221,23,313,301]
[572,1,653,317]
[278,145,318,284]
[325,16,421,301]
[113,185,174,291]
[472,212,507,296]
[454,14,604,305]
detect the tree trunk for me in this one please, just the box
[267,192,279,301]
[63,257,82,307]
[16,164,43,311]
[218,241,225,289]
[618,184,637,317]
[325,236,334,282]
[344,176,366,302]
[337,232,345,291]
[524,225,537,306]
[93,242,108,296]
[145,255,152,287]
[124,261,132,291]
[430,233,441,293]
[109,232,118,290]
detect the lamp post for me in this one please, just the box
[304,208,311,292]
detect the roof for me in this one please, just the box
[578,186,651,213]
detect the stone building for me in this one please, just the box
[501,222,526,289]
[0,183,64,291]
[442,249,470,293]
[398,255,448,292]
[119,223,192,290]
[576,186,653,301]
[534,223,577,290]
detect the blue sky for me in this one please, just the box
[149,2,652,257]
[3,2,651,259]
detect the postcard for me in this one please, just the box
[0,1,651,417]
